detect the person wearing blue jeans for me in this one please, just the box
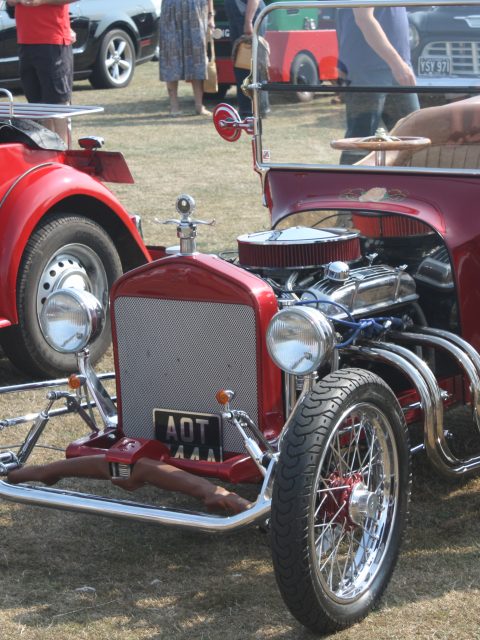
[336,7,420,164]
[224,0,268,118]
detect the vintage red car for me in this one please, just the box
[1,1,480,635]
[0,91,152,378]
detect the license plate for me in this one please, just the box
[154,409,223,462]
[418,56,451,76]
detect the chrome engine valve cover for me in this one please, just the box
[237,226,361,269]
[302,264,418,318]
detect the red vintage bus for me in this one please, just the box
[213,1,338,102]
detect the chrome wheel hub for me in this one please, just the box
[349,482,381,525]
[107,39,132,83]
[36,244,109,325]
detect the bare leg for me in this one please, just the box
[7,456,251,514]
[114,458,251,514]
[166,81,181,114]
[191,79,211,116]
[7,455,111,486]
[50,116,71,146]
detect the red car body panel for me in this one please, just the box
[0,143,151,325]
[216,57,236,85]
[265,168,480,350]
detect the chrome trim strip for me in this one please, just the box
[0,458,275,533]
[0,163,55,210]
[0,102,103,120]
[0,372,114,395]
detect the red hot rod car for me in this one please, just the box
[2,0,480,635]
[0,91,152,378]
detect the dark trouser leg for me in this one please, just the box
[234,66,253,118]
[382,91,420,130]
[340,91,385,164]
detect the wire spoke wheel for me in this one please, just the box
[271,369,410,634]
[313,403,397,601]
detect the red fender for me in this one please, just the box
[0,161,151,325]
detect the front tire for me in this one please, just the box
[90,29,136,89]
[271,369,410,634]
[3,214,122,378]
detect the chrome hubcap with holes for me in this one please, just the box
[36,244,108,325]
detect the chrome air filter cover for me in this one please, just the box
[237,226,361,269]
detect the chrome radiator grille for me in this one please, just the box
[114,297,258,454]
[422,41,480,75]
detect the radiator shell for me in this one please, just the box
[110,254,284,458]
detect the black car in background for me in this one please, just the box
[0,0,160,89]
[409,5,480,87]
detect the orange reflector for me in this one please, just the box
[216,389,231,405]
[68,374,82,390]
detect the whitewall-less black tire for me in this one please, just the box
[271,368,411,634]
[2,214,122,378]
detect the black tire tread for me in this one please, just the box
[271,368,411,634]
[2,213,122,378]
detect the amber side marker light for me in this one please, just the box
[215,389,235,406]
[68,374,82,390]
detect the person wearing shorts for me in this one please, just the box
[7,0,78,143]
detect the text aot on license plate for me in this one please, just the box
[418,56,451,76]
[154,408,223,462]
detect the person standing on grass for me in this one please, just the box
[159,0,215,117]
[224,0,269,119]
[6,0,78,145]
[336,7,419,164]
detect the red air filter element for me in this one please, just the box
[237,227,361,269]
[352,214,429,238]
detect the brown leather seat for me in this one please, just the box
[357,95,480,169]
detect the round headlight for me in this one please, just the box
[39,289,104,354]
[266,306,336,375]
